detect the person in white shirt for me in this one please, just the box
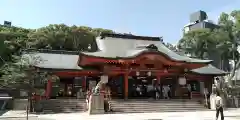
[136,85,141,97]
[154,85,160,99]
[215,92,224,120]
[162,85,170,99]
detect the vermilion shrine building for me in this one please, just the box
[27,33,226,99]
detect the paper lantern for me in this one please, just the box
[147,71,151,76]
[178,77,186,85]
[136,71,140,76]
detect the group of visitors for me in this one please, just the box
[84,82,225,120]
[134,84,172,99]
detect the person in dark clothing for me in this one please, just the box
[207,93,211,109]
[215,92,224,120]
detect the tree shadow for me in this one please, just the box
[0,110,8,116]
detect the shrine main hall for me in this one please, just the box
[26,33,226,99]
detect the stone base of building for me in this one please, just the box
[88,94,105,115]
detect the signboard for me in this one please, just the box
[178,77,186,85]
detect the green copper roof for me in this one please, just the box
[81,36,212,63]
[190,64,227,75]
[22,53,82,70]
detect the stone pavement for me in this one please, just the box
[2,109,240,120]
[37,109,240,120]
[0,110,37,118]
[0,117,53,120]
[0,110,53,120]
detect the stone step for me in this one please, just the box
[42,108,85,113]
[110,101,200,104]
[40,99,86,113]
[109,103,201,106]
[110,104,202,107]
[40,99,206,114]
[108,99,205,113]
[112,109,207,113]
[111,106,204,109]
[109,103,203,106]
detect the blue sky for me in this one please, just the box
[0,0,240,44]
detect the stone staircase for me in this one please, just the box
[40,99,86,113]
[109,99,207,113]
[39,99,207,114]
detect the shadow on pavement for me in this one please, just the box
[225,115,240,118]
[0,110,8,116]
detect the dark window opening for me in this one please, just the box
[145,64,154,68]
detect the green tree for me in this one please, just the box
[178,29,216,59]
[28,24,114,51]
[218,10,240,82]
[178,10,240,73]
[178,10,240,97]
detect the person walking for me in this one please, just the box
[154,85,160,99]
[215,92,224,120]
[187,84,192,99]
[85,89,91,111]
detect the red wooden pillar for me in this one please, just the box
[124,73,129,99]
[45,79,52,99]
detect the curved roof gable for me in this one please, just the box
[22,53,82,70]
[190,64,227,75]
[81,34,212,63]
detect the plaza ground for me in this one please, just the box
[1,109,240,120]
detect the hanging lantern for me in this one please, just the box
[147,71,151,76]
[136,71,140,76]
[178,77,186,85]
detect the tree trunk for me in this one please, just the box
[227,59,240,83]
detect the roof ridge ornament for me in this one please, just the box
[146,44,158,51]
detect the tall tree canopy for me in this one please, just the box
[178,10,240,83]
[0,24,114,64]
[0,24,114,87]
